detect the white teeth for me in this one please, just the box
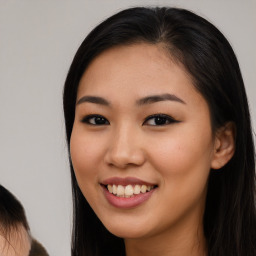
[117,185,125,197]
[134,185,141,194]
[107,185,113,193]
[125,185,133,196]
[113,184,117,194]
[106,184,155,197]
[141,185,147,193]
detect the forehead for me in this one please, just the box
[77,43,203,106]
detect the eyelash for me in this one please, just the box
[143,114,179,126]
[81,114,110,125]
[81,114,179,126]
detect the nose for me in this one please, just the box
[104,125,145,169]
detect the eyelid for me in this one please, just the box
[143,114,179,126]
[80,114,110,125]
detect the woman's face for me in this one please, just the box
[70,43,217,240]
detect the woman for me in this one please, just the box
[63,7,256,256]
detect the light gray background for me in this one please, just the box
[0,0,255,255]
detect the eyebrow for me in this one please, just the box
[76,93,186,106]
[136,93,186,105]
[76,96,110,106]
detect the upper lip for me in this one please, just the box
[101,176,156,186]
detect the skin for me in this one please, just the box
[70,43,235,256]
[0,225,31,256]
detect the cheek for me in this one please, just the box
[70,129,103,186]
[147,125,214,184]
[70,130,104,210]
[144,128,214,226]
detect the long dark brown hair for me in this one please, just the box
[0,185,50,255]
[63,7,256,256]
[0,185,30,239]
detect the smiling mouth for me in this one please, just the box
[104,184,157,198]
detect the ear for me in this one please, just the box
[211,122,236,170]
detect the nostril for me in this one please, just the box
[104,148,146,168]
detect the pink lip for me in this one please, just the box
[101,177,157,209]
[101,176,156,186]
[102,186,156,209]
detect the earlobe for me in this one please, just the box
[211,122,236,170]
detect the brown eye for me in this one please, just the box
[143,114,179,126]
[81,115,110,125]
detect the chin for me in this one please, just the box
[103,219,153,239]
